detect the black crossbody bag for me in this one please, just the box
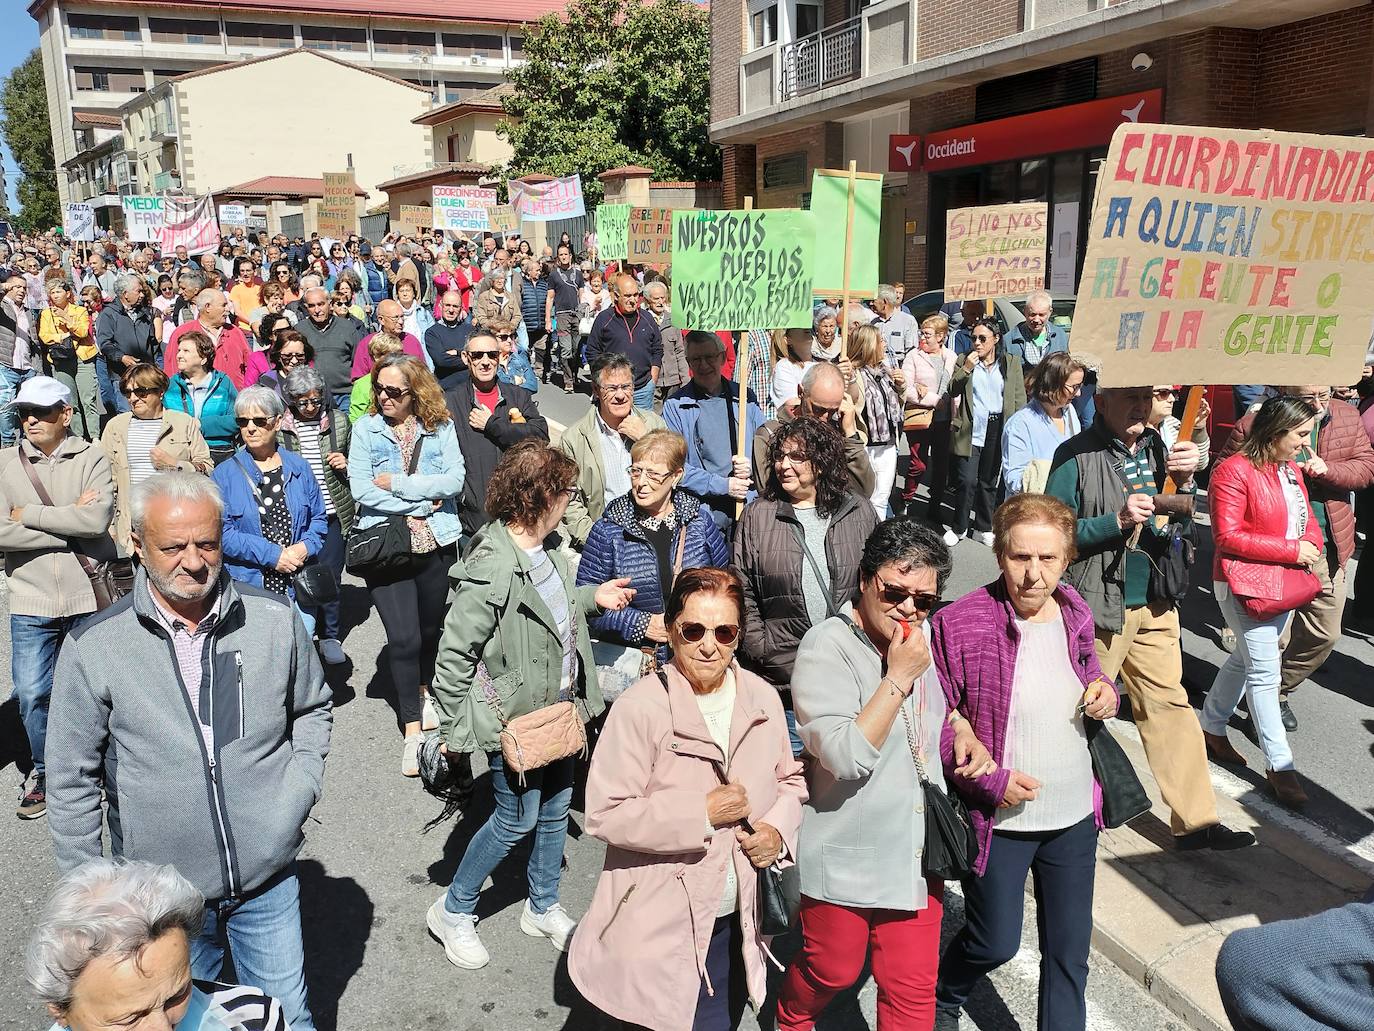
[346,434,424,576]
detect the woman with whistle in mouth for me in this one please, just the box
[928,493,1119,1031]
[777,518,994,1030]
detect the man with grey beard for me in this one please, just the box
[46,471,332,1031]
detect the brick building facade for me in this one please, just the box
[710,0,1374,295]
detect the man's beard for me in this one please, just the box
[146,560,221,603]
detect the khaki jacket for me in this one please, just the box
[0,436,116,617]
[100,410,211,553]
[431,521,605,754]
[558,404,665,547]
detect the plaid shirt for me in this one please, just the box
[149,580,225,754]
[745,329,776,421]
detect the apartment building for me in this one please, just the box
[29,0,558,208]
[709,0,1374,292]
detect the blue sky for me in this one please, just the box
[2,16,42,213]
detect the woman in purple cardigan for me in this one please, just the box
[929,493,1119,1031]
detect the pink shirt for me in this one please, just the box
[351,332,425,380]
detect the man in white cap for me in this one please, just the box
[0,376,116,819]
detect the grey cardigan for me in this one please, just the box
[791,616,947,912]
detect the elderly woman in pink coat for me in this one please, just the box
[570,566,807,1031]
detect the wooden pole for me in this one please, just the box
[1160,384,1205,498]
[735,195,754,520]
[838,160,857,364]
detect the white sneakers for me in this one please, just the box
[427,899,489,969]
[421,696,439,732]
[977,530,995,548]
[318,639,346,665]
[520,900,577,952]
[426,898,577,970]
[401,734,421,778]
[942,528,960,548]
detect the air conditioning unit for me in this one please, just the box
[470,54,485,65]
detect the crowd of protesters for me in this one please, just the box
[4,221,1374,1031]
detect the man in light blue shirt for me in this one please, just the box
[1002,289,1069,369]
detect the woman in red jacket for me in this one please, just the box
[1203,396,1323,808]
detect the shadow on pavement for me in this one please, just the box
[298,858,373,1031]
[0,696,33,776]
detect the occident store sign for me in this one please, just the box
[920,89,1164,173]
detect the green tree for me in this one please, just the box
[500,0,719,209]
[1,48,59,230]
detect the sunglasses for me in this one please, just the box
[375,384,412,401]
[123,386,160,398]
[235,416,275,429]
[873,573,940,612]
[494,333,516,341]
[294,395,323,409]
[467,349,500,360]
[677,622,740,646]
[279,352,307,364]
[16,404,64,421]
[775,449,810,465]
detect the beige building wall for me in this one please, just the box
[430,111,513,166]
[173,51,432,202]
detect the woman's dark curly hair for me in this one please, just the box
[485,439,579,531]
[763,415,852,517]
[268,328,313,369]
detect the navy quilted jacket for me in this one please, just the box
[576,489,729,655]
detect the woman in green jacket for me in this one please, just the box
[428,441,635,972]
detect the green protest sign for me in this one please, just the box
[809,168,883,298]
[597,204,631,261]
[670,209,816,330]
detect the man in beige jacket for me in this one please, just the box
[0,376,115,819]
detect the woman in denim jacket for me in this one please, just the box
[348,353,464,775]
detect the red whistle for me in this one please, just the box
[897,619,912,642]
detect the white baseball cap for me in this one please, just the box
[8,376,72,410]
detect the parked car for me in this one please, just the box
[902,289,1077,338]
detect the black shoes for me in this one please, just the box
[934,1010,961,1031]
[1280,700,1298,731]
[1176,824,1256,852]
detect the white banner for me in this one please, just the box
[121,195,166,242]
[218,203,247,226]
[507,175,586,222]
[433,185,497,233]
[64,203,96,242]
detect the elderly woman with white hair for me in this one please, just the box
[211,385,327,628]
[27,858,289,1031]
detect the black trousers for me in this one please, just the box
[364,545,454,726]
[623,913,747,1031]
[952,414,1003,534]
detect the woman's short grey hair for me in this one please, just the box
[113,272,141,298]
[813,305,838,333]
[235,385,285,420]
[130,471,223,534]
[47,278,75,295]
[858,517,954,597]
[282,366,326,403]
[26,859,204,1012]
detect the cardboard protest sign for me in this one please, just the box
[809,169,883,297]
[1074,123,1374,387]
[629,207,672,266]
[158,195,219,255]
[597,204,631,261]
[318,172,357,238]
[397,205,432,235]
[508,175,585,221]
[121,195,165,242]
[670,209,816,331]
[64,203,96,242]
[217,203,247,226]
[433,186,496,233]
[944,202,1047,301]
[486,204,519,237]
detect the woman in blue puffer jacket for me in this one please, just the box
[576,429,729,697]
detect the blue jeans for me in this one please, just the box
[95,356,120,412]
[634,380,655,410]
[445,751,574,916]
[1202,581,1293,771]
[331,391,351,413]
[0,365,35,446]
[307,515,347,641]
[11,613,82,776]
[190,864,315,1031]
[783,705,804,759]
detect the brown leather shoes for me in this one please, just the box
[1204,731,1248,767]
[1267,769,1308,809]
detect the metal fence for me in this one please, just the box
[548,213,591,255]
[279,212,303,239]
[360,212,390,240]
[779,15,862,101]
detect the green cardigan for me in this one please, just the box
[431,520,605,754]
[949,352,1026,458]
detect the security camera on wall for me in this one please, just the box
[1131,52,1153,72]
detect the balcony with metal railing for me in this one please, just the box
[779,15,862,101]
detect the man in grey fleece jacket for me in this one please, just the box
[46,471,331,1031]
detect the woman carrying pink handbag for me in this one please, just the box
[1202,395,1324,809]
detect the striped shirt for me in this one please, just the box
[293,421,335,516]
[149,581,225,755]
[125,416,163,487]
[522,545,577,700]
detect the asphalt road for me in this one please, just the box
[0,381,1369,1029]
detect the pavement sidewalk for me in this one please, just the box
[1078,724,1371,1029]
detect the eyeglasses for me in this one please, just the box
[1291,391,1331,404]
[17,404,65,421]
[466,349,500,360]
[279,351,307,365]
[123,386,161,398]
[629,465,672,484]
[677,622,740,646]
[294,395,323,409]
[775,449,810,465]
[235,416,275,429]
[600,383,634,397]
[494,332,516,340]
[873,572,940,612]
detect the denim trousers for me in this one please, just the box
[1203,581,1294,771]
[937,816,1097,1031]
[190,863,316,1031]
[634,380,655,411]
[306,515,347,641]
[106,359,132,414]
[445,751,575,916]
[10,613,83,777]
[95,355,120,411]
[0,365,35,446]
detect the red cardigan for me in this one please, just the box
[1209,451,1323,584]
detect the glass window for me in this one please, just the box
[148,18,219,45]
[442,33,503,57]
[983,162,1014,204]
[509,35,524,57]
[74,67,110,91]
[795,2,820,39]
[750,5,778,48]
[301,25,367,52]
[225,22,294,48]
[68,14,140,42]
[1017,158,1048,202]
[374,29,435,55]
[443,80,492,103]
[1053,152,1083,202]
